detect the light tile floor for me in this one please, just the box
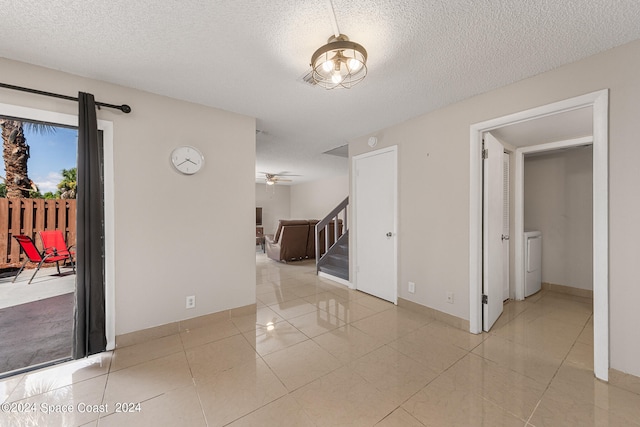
[2,253,640,426]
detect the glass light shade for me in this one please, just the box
[348,58,363,72]
[311,34,367,89]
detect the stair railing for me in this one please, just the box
[315,197,348,272]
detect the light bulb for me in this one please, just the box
[348,58,362,72]
[331,72,343,84]
[322,60,333,73]
[266,180,275,186]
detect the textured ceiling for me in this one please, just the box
[1,1,639,184]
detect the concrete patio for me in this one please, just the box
[0,266,75,310]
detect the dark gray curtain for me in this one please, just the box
[73,92,106,358]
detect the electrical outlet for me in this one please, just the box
[186,295,196,309]
[446,292,454,304]
[408,281,415,293]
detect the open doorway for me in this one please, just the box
[469,90,609,380]
[0,102,116,377]
[0,117,78,376]
[523,144,593,287]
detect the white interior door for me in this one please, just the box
[503,152,510,300]
[483,133,504,331]
[353,146,397,303]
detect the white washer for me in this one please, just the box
[524,231,542,297]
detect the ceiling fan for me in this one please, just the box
[258,171,299,186]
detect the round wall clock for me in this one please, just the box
[170,146,204,175]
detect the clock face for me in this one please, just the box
[170,146,204,175]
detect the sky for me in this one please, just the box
[1,122,78,194]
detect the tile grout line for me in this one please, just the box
[96,351,114,424]
[525,398,542,426]
[177,326,210,427]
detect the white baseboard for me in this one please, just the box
[318,271,350,287]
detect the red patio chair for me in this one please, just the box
[12,235,73,284]
[39,230,76,272]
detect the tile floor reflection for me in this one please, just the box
[2,253,639,426]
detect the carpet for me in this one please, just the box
[0,292,74,375]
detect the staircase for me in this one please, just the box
[317,232,348,280]
[315,197,349,284]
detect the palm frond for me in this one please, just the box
[23,122,57,135]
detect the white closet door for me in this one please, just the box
[483,133,505,331]
[503,152,510,300]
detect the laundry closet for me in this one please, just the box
[523,146,593,295]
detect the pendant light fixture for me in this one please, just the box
[310,1,368,89]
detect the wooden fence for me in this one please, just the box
[0,198,76,268]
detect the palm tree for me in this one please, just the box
[58,167,77,199]
[1,119,55,198]
[1,120,33,198]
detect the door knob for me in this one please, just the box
[501,234,510,241]
[386,232,393,237]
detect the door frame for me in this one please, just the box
[0,102,116,351]
[351,145,398,303]
[468,90,609,380]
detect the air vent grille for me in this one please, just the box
[300,69,317,86]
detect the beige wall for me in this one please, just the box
[255,183,291,235]
[349,40,640,377]
[1,58,256,336]
[290,175,349,220]
[524,148,593,290]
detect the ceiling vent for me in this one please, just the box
[323,144,348,158]
[300,69,318,87]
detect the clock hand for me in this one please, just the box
[186,158,198,165]
[177,159,188,166]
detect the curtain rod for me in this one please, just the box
[0,82,132,113]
